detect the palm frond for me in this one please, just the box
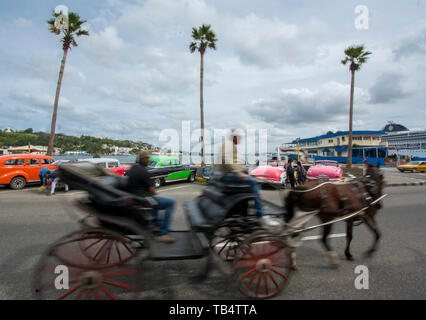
[48,10,89,49]
[190,24,217,54]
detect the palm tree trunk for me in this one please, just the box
[47,48,68,156]
[200,52,205,168]
[347,69,355,169]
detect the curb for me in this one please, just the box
[385,181,425,187]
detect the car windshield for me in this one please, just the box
[148,161,159,168]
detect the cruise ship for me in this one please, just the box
[381,122,426,159]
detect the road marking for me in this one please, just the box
[302,233,346,241]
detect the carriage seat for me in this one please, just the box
[202,187,227,206]
[209,180,252,194]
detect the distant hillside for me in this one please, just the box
[0,128,159,155]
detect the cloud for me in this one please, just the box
[368,72,414,104]
[393,25,426,60]
[248,81,370,126]
[9,92,99,124]
[222,15,328,68]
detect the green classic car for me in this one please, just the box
[147,156,198,188]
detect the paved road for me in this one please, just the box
[381,167,426,185]
[0,180,425,299]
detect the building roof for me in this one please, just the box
[292,131,385,144]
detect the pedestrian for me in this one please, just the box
[286,158,296,189]
[38,167,51,191]
[127,150,176,243]
[46,170,69,196]
[296,161,306,185]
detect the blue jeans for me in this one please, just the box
[221,174,264,216]
[152,195,175,236]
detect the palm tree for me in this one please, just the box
[46,11,89,156]
[341,45,371,168]
[190,24,217,168]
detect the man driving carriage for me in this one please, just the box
[127,150,176,243]
[213,129,280,229]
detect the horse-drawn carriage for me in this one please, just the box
[32,162,386,300]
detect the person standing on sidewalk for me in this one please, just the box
[286,158,296,189]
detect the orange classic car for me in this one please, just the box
[0,154,57,189]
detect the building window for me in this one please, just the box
[342,137,345,142]
[328,139,333,143]
[352,137,362,141]
[363,136,371,140]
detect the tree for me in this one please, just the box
[190,24,217,168]
[46,10,89,155]
[341,45,371,168]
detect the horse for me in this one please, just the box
[284,163,385,269]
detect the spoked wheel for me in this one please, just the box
[33,228,144,300]
[77,229,139,267]
[211,226,246,262]
[234,234,292,299]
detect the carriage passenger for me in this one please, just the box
[214,130,280,229]
[127,151,176,243]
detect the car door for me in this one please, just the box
[419,162,426,172]
[166,159,189,180]
[0,158,25,184]
[25,158,42,181]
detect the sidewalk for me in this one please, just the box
[343,165,425,187]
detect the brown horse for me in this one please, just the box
[284,164,385,268]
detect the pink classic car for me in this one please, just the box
[249,166,287,188]
[306,160,343,181]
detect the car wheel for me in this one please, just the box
[188,172,196,183]
[413,169,419,173]
[10,176,26,190]
[154,178,162,188]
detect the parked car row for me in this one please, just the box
[0,154,198,190]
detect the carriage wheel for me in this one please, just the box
[234,234,292,299]
[76,229,139,267]
[210,226,246,262]
[33,229,143,300]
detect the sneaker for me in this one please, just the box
[260,215,282,233]
[154,234,176,243]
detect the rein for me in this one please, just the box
[290,180,346,193]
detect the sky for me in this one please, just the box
[0,0,425,153]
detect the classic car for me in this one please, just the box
[306,160,343,181]
[78,158,122,169]
[0,154,56,189]
[249,166,287,188]
[397,161,426,173]
[124,156,197,188]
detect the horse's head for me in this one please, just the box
[363,164,384,199]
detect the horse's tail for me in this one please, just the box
[285,190,303,223]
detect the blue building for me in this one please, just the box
[291,131,388,166]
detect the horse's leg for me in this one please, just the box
[344,220,354,260]
[362,214,381,257]
[321,224,340,268]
